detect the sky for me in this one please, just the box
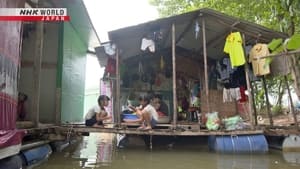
[83,0,159,42]
[83,0,159,89]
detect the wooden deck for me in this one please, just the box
[58,124,263,136]
[263,126,300,136]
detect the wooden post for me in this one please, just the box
[172,23,177,129]
[284,75,299,130]
[202,16,210,112]
[32,21,44,127]
[262,76,273,126]
[116,48,121,127]
[250,82,258,125]
[242,34,254,125]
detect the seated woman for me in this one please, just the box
[125,94,158,130]
[85,95,111,127]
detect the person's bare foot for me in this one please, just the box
[143,126,152,131]
[137,125,146,130]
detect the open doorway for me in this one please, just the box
[83,54,104,118]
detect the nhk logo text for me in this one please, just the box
[19,8,67,21]
[19,9,65,15]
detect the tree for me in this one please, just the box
[150,0,300,34]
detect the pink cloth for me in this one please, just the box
[0,129,26,148]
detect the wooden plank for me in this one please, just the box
[116,47,121,127]
[32,17,44,127]
[16,121,34,129]
[58,126,263,136]
[264,128,300,136]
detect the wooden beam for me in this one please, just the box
[242,34,254,126]
[201,16,210,112]
[32,19,44,127]
[116,48,121,127]
[172,23,177,129]
[262,76,273,126]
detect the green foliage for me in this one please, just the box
[149,0,300,35]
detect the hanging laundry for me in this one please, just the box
[195,21,200,39]
[223,88,241,102]
[141,38,155,52]
[105,58,116,75]
[223,32,246,67]
[249,43,270,76]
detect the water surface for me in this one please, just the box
[36,133,300,169]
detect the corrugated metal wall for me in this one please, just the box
[0,0,25,130]
[60,22,87,123]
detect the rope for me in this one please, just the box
[66,124,74,143]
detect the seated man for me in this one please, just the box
[85,95,111,127]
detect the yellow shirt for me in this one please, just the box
[249,43,270,76]
[223,32,246,67]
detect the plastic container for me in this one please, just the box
[208,134,268,153]
[122,114,138,120]
[21,144,52,166]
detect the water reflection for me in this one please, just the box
[217,154,269,169]
[283,152,300,164]
[72,133,114,168]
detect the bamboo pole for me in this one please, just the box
[202,16,210,112]
[284,75,299,130]
[172,23,177,129]
[116,48,121,127]
[32,20,44,127]
[262,76,273,126]
[242,34,254,125]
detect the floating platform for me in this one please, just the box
[59,124,263,136]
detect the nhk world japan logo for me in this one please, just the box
[0,8,70,21]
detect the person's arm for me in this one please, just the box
[96,111,111,121]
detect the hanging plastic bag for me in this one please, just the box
[206,112,220,130]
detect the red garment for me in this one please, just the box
[239,86,247,102]
[105,58,116,75]
[157,111,166,117]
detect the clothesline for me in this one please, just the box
[251,49,300,60]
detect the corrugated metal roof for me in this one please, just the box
[105,8,287,60]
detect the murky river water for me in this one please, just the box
[36,133,300,169]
